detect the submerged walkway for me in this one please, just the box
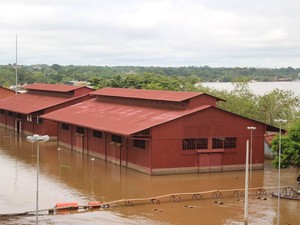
[101,185,290,207]
[0,186,296,217]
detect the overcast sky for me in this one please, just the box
[1,0,300,67]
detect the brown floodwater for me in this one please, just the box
[0,127,299,225]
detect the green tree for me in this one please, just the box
[88,77,109,89]
[258,89,300,126]
[272,123,300,168]
[109,75,124,88]
[208,82,300,125]
[214,82,259,120]
[51,64,62,72]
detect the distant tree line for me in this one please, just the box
[1,64,300,87]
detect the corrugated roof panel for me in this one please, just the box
[91,87,202,102]
[0,93,80,114]
[41,99,211,135]
[24,83,85,92]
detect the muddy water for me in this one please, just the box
[0,128,299,225]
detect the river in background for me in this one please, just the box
[201,81,300,96]
[0,127,299,225]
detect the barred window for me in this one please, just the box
[93,130,102,138]
[183,138,196,150]
[212,137,224,149]
[112,134,122,144]
[133,139,146,149]
[183,138,208,150]
[213,137,236,149]
[0,110,4,114]
[8,111,13,117]
[196,138,208,149]
[224,137,237,148]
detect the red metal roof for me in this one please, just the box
[91,87,203,102]
[24,83,87,92]
[42,99,211,135]
[0,87,15,99]
[0,93,82,114]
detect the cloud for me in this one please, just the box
[1,0,300,67]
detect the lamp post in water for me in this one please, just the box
[91,157,95,194]
[244,140,250,225]
[247,126,256,182]
[27,134,50,225]
[274,119,287,225]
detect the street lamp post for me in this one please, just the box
[57,148,61,177]
[91,157,95,174]
[244,140,250,225]
[247,126,256,182]
[27,134,50,225]
[274,119,287,225]
[91,158,95,194]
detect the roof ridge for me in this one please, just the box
[91,87,203,102]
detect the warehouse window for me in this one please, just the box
[112,134,122,144]
[0,110,4,114]
[212,137,236,149]
[76,126,84,134]
[224,137,237,148]
[183,138,196,150]
[196,138,208,149]
[133,139,146,149]
[8,111,13,117]
[61,123,69,130]
[212,137,224,149]
[183,138,208,150]
[93,130,102,138]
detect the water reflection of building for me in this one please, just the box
[0,83,93,136]
[41,87,278,175]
